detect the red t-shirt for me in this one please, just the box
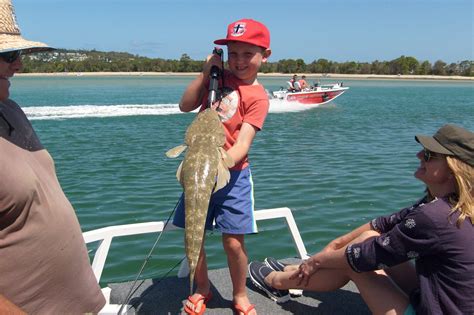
[200,71,269,170]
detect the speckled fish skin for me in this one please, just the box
[171,108,228,293]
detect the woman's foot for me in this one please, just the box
[248,261,290,303]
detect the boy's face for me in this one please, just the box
[227,41,271,84]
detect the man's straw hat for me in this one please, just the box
[0,0,52,53]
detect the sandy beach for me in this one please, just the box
[17,72,473,81]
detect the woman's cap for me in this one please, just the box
[415,124,474,166]
[214,19,270,49]
[0,0,52,54]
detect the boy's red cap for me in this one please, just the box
[214,19,270,49]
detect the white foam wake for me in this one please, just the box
[23,104,182,120]
[22,100,318,120]
[269,98,319,113]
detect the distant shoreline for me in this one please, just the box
[17,72,473,81]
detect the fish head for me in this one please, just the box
[185,108,225,147]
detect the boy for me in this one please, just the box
[173,18,272,315]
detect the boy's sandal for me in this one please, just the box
[184,291,213,315]
[233,303,256,315]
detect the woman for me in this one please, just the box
[249,124,474,314]
[0,0,105,313]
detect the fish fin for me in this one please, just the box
[166,145,187,158]
[214,159,230,192]
[176,161,184,186]
[219,147,235,168]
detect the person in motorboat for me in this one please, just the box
[249,124,474,314]
[298,75,309,91]
[174,18,272,315]
[0,0,105,313]
[288,74,299,92]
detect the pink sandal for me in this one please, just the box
[233,303,256,315]
[183,291,213,315]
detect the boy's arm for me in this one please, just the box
[179,53,222,112]
[179,73,207,112]
[226,122,257,164]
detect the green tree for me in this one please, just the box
[432,60,447,75]
[418,61,432,75]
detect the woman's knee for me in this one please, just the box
[353,230,380,244]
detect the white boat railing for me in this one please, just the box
[83,207,309,314]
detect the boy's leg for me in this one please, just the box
[223,233,256,315]
[214,168,257,314]
[185,245,211,313]
[174,195,214,314]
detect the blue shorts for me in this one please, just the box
[172,167,257,234]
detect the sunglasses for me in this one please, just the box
[423,149,443,162]
[0,50,22,63]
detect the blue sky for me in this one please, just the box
[14,0,473,63]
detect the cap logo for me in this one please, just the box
[231,22,246,37]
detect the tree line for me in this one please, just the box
[21,49,473,76]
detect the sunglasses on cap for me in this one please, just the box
[0,50,22,63]
[423,149,443,162]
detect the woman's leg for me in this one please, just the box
[264,230,412,314]
[351,269,410,315]
[266,267,351,291]
[385,260,418,295]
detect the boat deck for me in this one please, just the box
[108,259,369,314]
[86,209,369,314]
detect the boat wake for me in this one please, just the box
[24,104,181,120]
[24,100,319,120]
[269,98,319,113]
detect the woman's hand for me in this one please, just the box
[289,256,320,287]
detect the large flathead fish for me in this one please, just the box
[166,108,234,293]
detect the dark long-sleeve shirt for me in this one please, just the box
[346,197,474,314]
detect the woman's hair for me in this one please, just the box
[446,156,473,226]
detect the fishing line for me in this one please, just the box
[127,256,186,310]
[117,199,180,314]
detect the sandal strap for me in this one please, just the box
[187,293,206,304]
[184,292,213,315]
[234,303,256,315]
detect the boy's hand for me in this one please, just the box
[202,52,223,80]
